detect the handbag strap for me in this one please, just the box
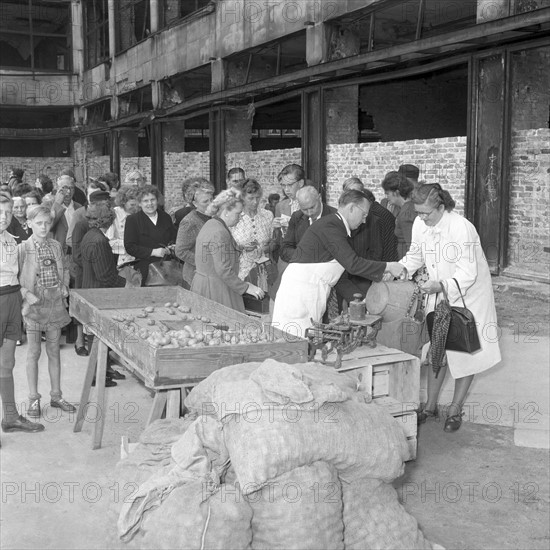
[452,278,467,308]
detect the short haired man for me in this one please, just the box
[272,189,404,337]
[226,167,245,190]
[279,186,335,264]
[50,175,83,253]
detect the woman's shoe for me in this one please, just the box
[50,398,77,413]
[27,399,41,418]
[444,412,464,432]
[107,367,126,380]
[417,405,438,425]
[74,344,89,357]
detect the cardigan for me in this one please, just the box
[174,209,210,286]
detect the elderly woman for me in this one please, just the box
[174,181,215,288]
[124,185,176,285]
[6,196,32,243]
[396,183,501,433]
[106,185,140,266]
[23,190,42,208]
[231,178,275,283]
[382,171,416,258]
[123,169,146,187]
[192,189,264,312]
[173,177,211,227]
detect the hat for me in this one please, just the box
[89,190,110,203]
[398,164,420,181]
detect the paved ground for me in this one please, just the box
[1,277,549,549]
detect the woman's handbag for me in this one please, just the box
[426,278,481,353]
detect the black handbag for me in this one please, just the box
[426,278,481,353]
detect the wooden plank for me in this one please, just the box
[146,392,167,426]
[92,340,109,450]
[388,360,421,405]
[73,338,98,433]
[165,389,181,419]
[338,352,418,372]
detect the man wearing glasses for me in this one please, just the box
[272,189,404,338]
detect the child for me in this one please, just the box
[0,193,44,434]
[19,205,77,417]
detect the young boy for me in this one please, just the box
[0,193,44,433]
[19,205,76,417]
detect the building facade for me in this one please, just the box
[1,0,549,278]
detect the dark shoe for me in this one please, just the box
[1,415,45,433]
[417,405,439,425]
[444,412,464,432]
[107,368,126,380]
[92,377,117,388]
[74,344,89,357]
[27,398,41,418]
[50,398,77,413]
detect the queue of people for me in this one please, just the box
[0,162,500,436]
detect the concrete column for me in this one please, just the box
[150,0,159,33]
[325,85,359,145]
[71,0,84,75]
[477,0,510,22]
[225,107,252,153]
[306,23,329,66]
[211,59,226,93]
[108,0,117,58]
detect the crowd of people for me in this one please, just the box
[0,161,499,436]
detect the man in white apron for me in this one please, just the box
[272,189,405,338]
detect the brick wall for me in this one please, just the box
[226,148,303,198]
[163,152,211,209]
[0,158,76,184]
[508,129,550,275]
[326,137,467,213]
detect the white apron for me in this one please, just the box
[272,259,345,339]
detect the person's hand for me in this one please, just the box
[26,292,39,305]
[151,247,169,258]
[384,262,406,280]
[245,283,265,299]
[419,280,443,295]
[53,188,66,206]
[272,217,283,229]
[243,241,258,252]
[60,285,69,298]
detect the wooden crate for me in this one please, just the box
[338,345,420,461]
[70,287,307,387]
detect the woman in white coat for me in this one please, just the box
[397,183,501,432]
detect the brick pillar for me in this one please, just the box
[325,85,359,145]
[225,107,252,153]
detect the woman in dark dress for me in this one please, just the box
[124,186,176,286]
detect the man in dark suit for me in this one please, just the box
[272,189,404,337]
[279,186,336,263]
[50,175,83,254]
[335,178,399,305]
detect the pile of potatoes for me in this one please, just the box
[111,303,283,349]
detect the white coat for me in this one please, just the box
[401,211,501,378]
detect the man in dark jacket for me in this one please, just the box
[272,189,403,337]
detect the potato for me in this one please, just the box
[137,312,148,318]
[164,302,172,308]
[202,316,211,323]
[158,336,171,346]
[112,315,124,322]
[138,329,149,339]
[194,334,204,342]
[147,319,156,325]
[187,338,197,346]
[179,306,191,313]
[126,316,135,323]
[179,313,188,321]
[167,309,176,315]
[144,306,155,313]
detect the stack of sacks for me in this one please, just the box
[115,359,443,550]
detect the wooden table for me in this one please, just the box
[69,286,307,449]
